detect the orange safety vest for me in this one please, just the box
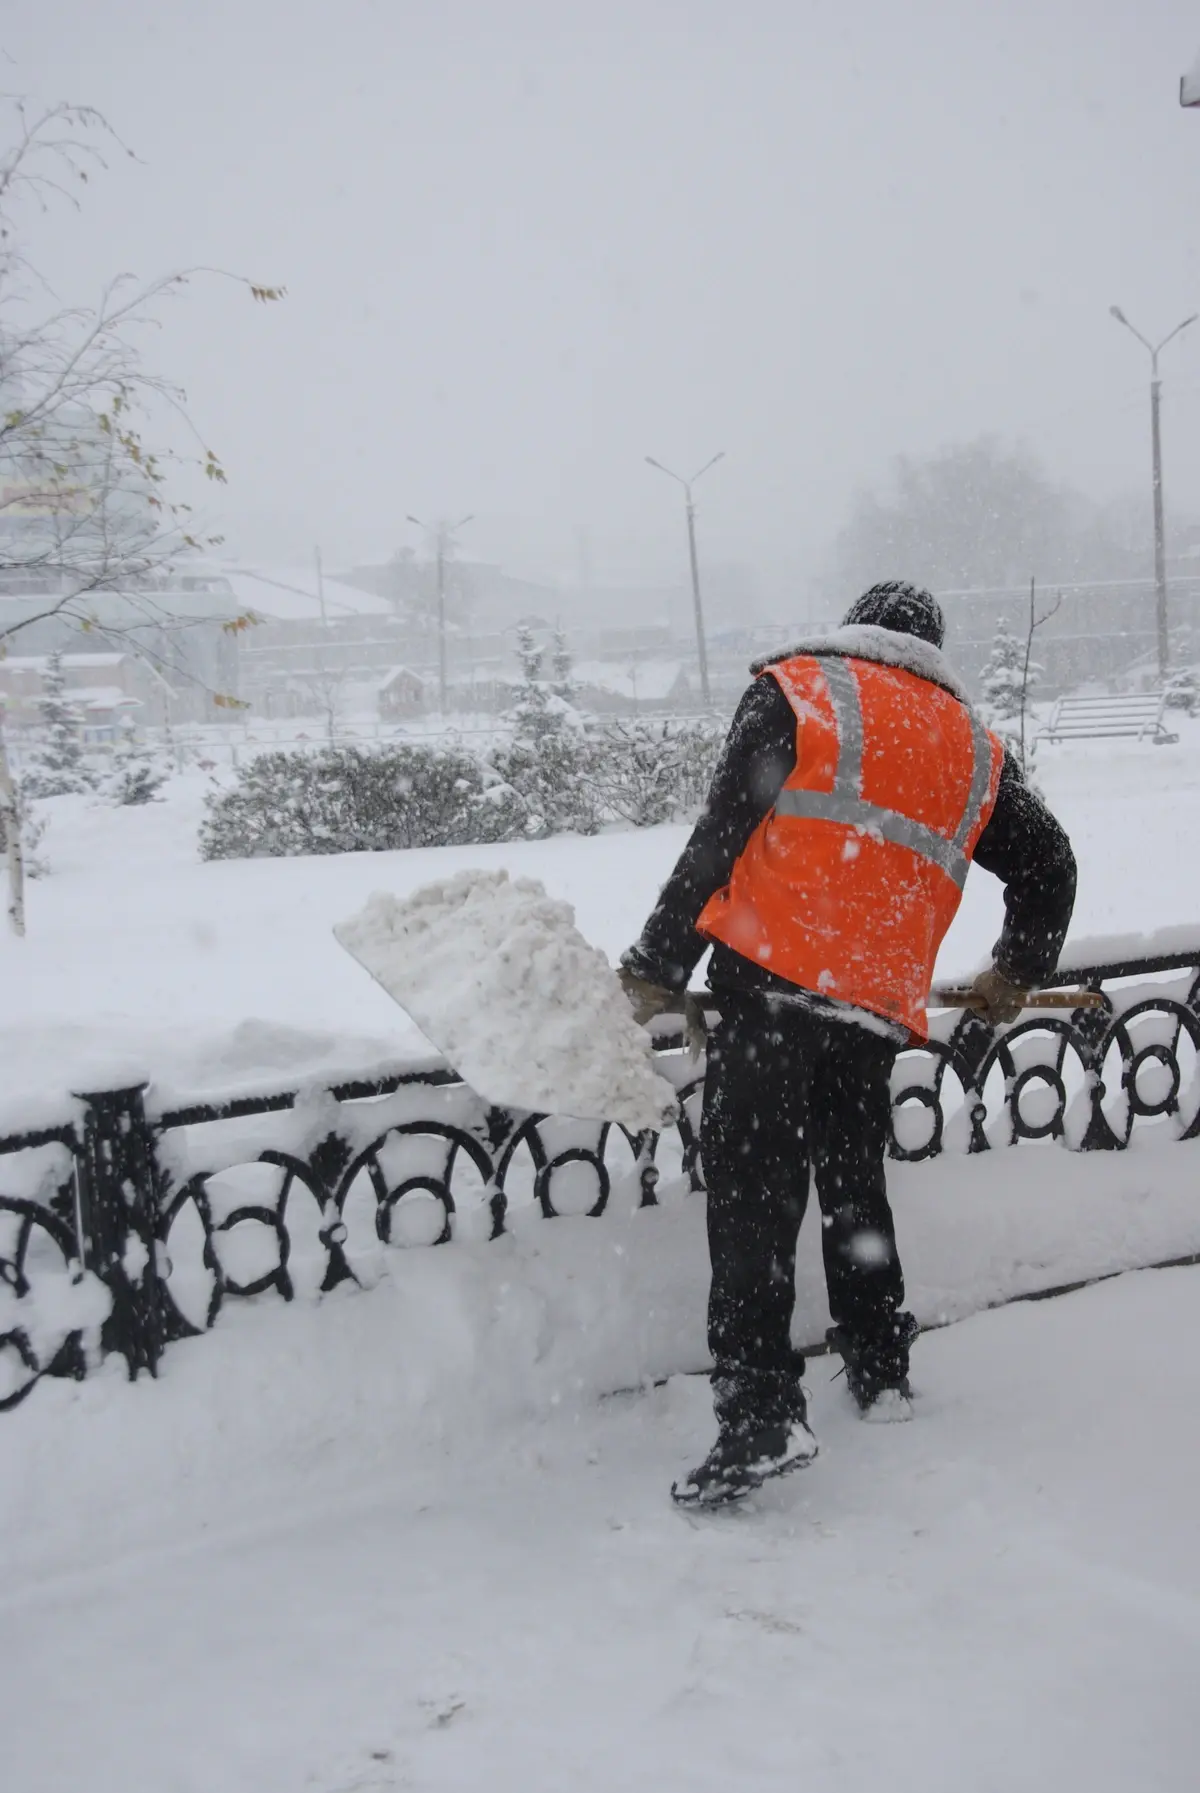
[697,651,1004,1038]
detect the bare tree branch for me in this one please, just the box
[1017,579,1064,771]
[0,94,279,929]
[0,97,282,627]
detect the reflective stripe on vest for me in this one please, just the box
[772,655,996,889]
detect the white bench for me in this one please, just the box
[1037,690,1179,746]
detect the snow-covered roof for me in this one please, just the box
[572,660,688,702]
[448,670,521,690]
[60,687,142,713]
[1,652,127,671]
[218,566,391,623]
[378,665,426,692]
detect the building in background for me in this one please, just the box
[376,665,426,720]
[570,659,692,714]
[0,566,239,723]
[21,553,1185,728]
[0,651,153,741]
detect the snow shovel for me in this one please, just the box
[334,869,679,1132]
[931,987,1105,1011]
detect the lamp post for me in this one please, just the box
[645,451,725,707]
[1109,307,1198,681]
[406,513,474,715]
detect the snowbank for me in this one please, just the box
[1054,925,1200,976]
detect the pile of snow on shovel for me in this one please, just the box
[335,868,679,1131]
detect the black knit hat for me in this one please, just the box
[842,580,945,649]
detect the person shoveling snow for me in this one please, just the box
[335,868,678,1133]
[618,580,1078,1506]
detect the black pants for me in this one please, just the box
[699,997,908,1430]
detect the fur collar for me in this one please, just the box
[750,623,969,704]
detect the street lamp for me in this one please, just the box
[1109,306,1198,681]
[406,513,474,715]
[645,451,725,707]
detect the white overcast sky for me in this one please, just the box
[4,0,1200,605]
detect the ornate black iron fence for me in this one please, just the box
[3,949,1199,1411]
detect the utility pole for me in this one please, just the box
[1150,371,1167,674]
[645,452,725,707]
[311,545,336,740]
[1109,307,1198,681]
[407,513,474,715]
[313,544,328,631]
[435,530,447,715]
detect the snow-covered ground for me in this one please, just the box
[2,1266,1198,1792]
[3,727,1200,1790]
[2,727,1200,1118]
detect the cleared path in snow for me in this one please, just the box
[3,1267,1198,1793]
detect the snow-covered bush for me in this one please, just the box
[591,718,725,827]
[486,730,599,838]
[199,745,497,860]
[198,703,731,861]
[109,758,166,806]
[105,722,169,806]
[590,720,678,828]
[1165,668,1199,715]
[667,717,726,814]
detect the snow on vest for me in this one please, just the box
[697,648,1004,1038]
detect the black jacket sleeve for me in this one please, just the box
[971,749,1076,985]
[621,676,796,990]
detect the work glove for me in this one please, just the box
[966,964,1029,1026]
[617,967,709,1059]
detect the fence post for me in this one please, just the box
[74,1085,169,1379]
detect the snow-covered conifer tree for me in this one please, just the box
[25,652,89,796]
[491,625,596,836]
[510,624,553,742]
[550,627,575,702]
[979,621,1030,723]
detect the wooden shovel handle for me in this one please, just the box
[931,988,1106,1011]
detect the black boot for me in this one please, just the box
[672,1366,818,1507]
[827,1312,920,1421]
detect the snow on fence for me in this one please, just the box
[3,945,1200,1412]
